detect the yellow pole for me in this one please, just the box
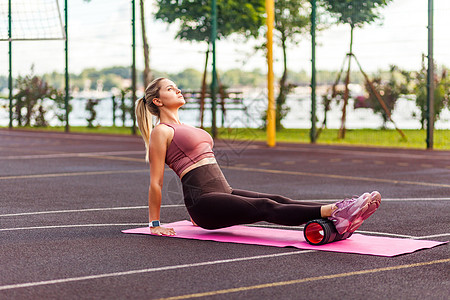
[266,0,276,147]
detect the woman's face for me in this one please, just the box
[156,79,185,108]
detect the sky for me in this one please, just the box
[1,0,450,78]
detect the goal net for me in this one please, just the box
[0,0,65,41]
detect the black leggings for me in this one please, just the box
[181,164,323,230]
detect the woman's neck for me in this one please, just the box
[159,111,181,124]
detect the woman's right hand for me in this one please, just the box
[150,226,176,236]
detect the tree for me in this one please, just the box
[170,68,203,90]
[414,64,449,129]
[363,65,409,129]
[119,87,132,126]
[221,68,266,87]
[155,0,266,127]
[273,0,310,130]
[140,0,152,87]
[101,66,131,79]
[0,75,7,91]
[155,0,265,43]
[49,87,72,127]
[102,74,125,90]
[14,68,53,127]
[85,99,100,128]
[319,0,393,138]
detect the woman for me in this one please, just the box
[135,77,381,236]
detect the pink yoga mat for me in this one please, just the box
[122,220,447,257]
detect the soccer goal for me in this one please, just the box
[1,0,69,130]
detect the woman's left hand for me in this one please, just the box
[151,226,176,236]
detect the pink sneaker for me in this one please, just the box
[329,193,371,234]
[366,191,381,217]
[346,191,381,233]
[359,191,381,221]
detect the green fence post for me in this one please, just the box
[426,0,434,149]
[310,0,317,143]
[112,95,116,127]
[131,0,137,135]
[8,0,12,129]
[210,0,218,138]
[64,0,70,132]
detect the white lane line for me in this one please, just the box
[0,223,147,232]
[251,224,421,239]
[255,145,450,161]
[0,169,148,180]
[2,197,448,218]
[2,129,449,160]
[416,233,450,240]
[0,130,142,142]
[381,197,450,201]
[248,225,449,240]
[247,225,418,239]
[248,224,304,230]
[0,250,315,291]
[355,230,416,239]
[0,205,183,217]
[0,167,176,180]
[223,166,450,188]
[1,222,442,241]
[304,198,450,202]
[0,150,143,160]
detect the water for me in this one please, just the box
[1,90,449,129]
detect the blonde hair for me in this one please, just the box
[135,77,167,162]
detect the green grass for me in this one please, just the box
[2,126,449,150]
[215,128,449,150]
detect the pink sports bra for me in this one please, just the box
[160,123,215,177]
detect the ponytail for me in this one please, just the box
[135,98,153,162]
[135,77,166,162]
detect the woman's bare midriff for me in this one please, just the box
[180,157,217,179]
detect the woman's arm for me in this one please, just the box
[148,125,176,236]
